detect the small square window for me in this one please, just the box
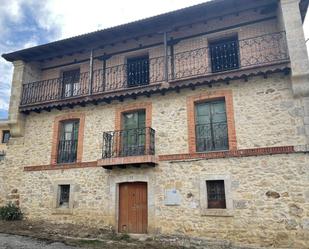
[58,185,70,208]
[206,180,226,209]
[2,130,10,144]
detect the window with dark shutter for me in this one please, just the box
[58,185,70,208]
[62,69,81,97]
[2,130,10,143]
[57,120,79,164]
[127,56,150,87]
[207,180,226,209]
[210,37,239,73]
[195,100,228,152]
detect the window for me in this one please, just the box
[0,150,5,161]
[57,120,79,163]
[58,185,70,208]
[127,56,149,87]
[2,130,10,143]
[206,180,226,209]
[195,100,228,152]
[121,110,146,156]
[62,69,80,97]
[210,36,239,73]
[200,175,233,216]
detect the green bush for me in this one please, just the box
[0,203,23,221]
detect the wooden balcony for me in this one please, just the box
[98,127,157,170]
[19,32,290,113]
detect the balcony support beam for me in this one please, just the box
[88,49,94,95]
[164,32,169,82]
[170,42,175,81]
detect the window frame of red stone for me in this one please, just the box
[186,90,237,154]
[50,113,85,165]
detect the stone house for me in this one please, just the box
[1,0,309,247]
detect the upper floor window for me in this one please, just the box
[62,69,80,98]
[121,110,146,157]
[210,36,239,73]
[57,120,79,164]
[195,100,228,152]
[127,55,149,87]
[2,130,10,144]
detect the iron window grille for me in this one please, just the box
[210,36,240,73]
[58,185,70,208]
[0,150,5,161]
[57,120,79,164]
[127,55,150,87]
[195,100,228,152]
[207,180,226,209]
[2,130,10,143]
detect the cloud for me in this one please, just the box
[0,0,207,119]
[0,0,62,119]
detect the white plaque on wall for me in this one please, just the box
[164,189,181,206]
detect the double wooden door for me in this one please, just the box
[118,182,148,234]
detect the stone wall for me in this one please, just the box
[13,153,309,248]
[13,73,306,167]
[0,72,309,247]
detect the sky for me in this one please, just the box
[0,0,308,119]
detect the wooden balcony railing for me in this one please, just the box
[20,32,289,106]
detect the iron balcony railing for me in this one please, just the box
[102,127,155,159]
[20,32,289,106]
[195,122,228,152]
[57,139,78,164]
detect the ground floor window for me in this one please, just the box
[200,174,233,216]
[58,185,70,208]
[206,180,226,209]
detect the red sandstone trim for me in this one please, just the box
[24,161,98,172]
[115,102,152,130]
[158,146,295,161]
[25,146,295,172]
[98,155,158,167]
[50,113,85,165]
[186,90,237,153]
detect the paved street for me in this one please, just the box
[0,233,80,249]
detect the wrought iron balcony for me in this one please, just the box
[57,139,78,164]
[20,32,289,107]
[99,127,156,169]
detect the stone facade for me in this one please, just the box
[1,0,309,248]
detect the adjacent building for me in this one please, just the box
[1,0,309,248]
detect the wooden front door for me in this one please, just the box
[118,182,148,234]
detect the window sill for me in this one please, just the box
[195,149,229,154]
[52,208,73,215]
[201,209,233,217]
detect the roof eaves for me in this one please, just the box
[1,0,227,62]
